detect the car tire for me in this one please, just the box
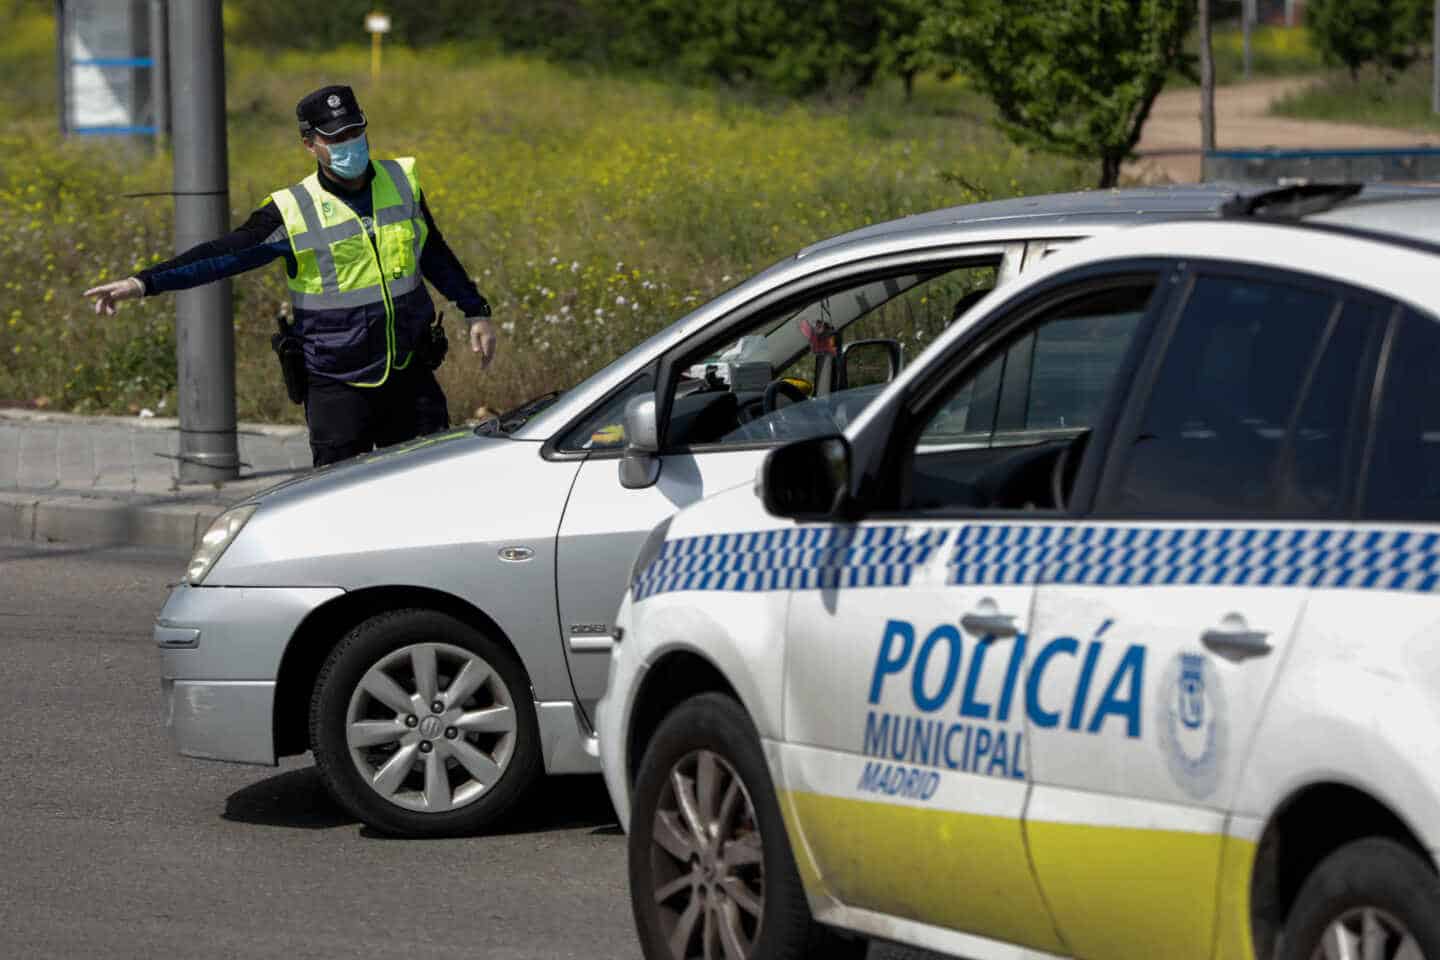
[628,692,867,960]
[1279,837,1440,960]
[309,608,540,837]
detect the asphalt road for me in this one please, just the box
[0,540,941,960]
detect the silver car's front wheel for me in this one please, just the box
[345,641,517,814]
[310,609,540,837]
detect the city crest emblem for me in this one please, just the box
[326,94,342,109]
[1156,651,1227,799]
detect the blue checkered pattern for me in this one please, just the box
[632,525,948,601]
[949,524,1440,590]
[633,522,1440,601]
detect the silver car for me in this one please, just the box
[157,185,1319,836]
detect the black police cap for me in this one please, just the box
[296,85,367,138]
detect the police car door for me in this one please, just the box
[1021,267,1387,960]
[780,273,1164,954]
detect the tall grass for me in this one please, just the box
[1271,61,1440,131]
[1,12,1089,422]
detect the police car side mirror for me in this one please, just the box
[760,434,851,520]
[620,393,661,490]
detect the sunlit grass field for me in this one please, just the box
[1,11,1089,422]
[1272,61,1440,132]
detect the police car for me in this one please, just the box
[598,187,1440,960]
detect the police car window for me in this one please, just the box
[918,284,1150,450]
[903,281,1152,511]
[1364,309,1440,522]
[556,372,654,452]
[1104,274,1370,519]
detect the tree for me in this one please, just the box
[1307,0,1432,81]
[923,0,1196,188]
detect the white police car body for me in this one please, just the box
[599,197,1440,960]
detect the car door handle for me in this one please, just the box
[961,613,1018,637]
[1201,622,1272,660]
[960,597,1019,638]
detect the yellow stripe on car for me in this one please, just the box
[783,790,1068,955]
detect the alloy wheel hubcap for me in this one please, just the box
[345,642,516,814]
[650,749,764,960]
[1311,907,1423,960]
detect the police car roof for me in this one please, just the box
[797,181,1440,259]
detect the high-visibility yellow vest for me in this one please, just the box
[270,158,431,387]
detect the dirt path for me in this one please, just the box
[1129,76,1439,183]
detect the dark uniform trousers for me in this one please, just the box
[305,364,451,466]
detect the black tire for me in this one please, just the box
[1280,837,1440,960]
[309,608,541,837]
[628,692,867,960]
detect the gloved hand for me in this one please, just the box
[83,277,145,315]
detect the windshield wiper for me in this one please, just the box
[479,390,564,435]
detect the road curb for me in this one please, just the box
[0,492,227,552]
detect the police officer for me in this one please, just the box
[83,85,497,467]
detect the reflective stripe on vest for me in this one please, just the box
[270,158,428,386]
[273,159,424,310]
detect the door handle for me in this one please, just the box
[1201,615,1272,660]
[961,598,1019,638]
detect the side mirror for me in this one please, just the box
[758,434,851,519]
[619,392,661,489]
[838,338,903,391]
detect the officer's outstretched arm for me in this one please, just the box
[83,277,145,316]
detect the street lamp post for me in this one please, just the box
[366,12,391,85]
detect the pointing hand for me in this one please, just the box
[83,277,145,316]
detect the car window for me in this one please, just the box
[919,284,1151,450]
[666,262,999,449]
[1364,309,1440,522]
[903,280,1154,511]
[1102,274,1377,518]
[556,372,654,452]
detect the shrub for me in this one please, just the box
[1307,0,1431,81]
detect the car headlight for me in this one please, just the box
[186,504,257,585]
[630,517,672,588]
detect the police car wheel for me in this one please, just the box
[1280,837,1440,960]
[628,692,867,960]
[309,608,540,837]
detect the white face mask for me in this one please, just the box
[325,133,369,179]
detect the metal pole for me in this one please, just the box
[168,0,238,483]
[1243,0,1254,81]
[1433,0,1439,115]
[148,0,168,139]
[1200,0,1216,173]
[55,0,68,135]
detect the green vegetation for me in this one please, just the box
[1307,0,1432,80]
[229,0,932,98]
[1271,63,1440,131]
[1183,24,1326,84]
[0,9,1088,422]
[923,0,1196,187]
